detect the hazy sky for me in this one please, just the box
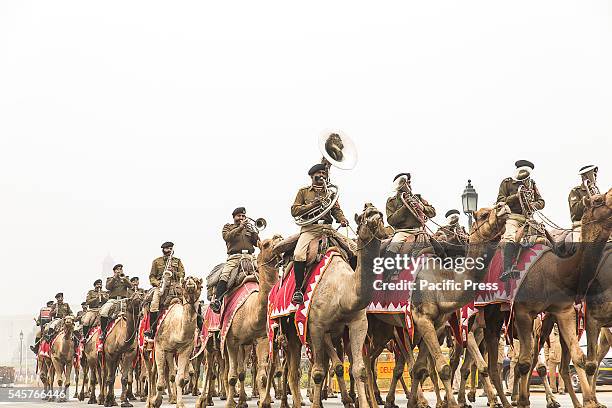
[1,1,610,316]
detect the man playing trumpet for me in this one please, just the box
[210,207,260,313]
[568,164,599,242]
[290,163,348,304]
[99,264,132,340]
[144,241,185,341]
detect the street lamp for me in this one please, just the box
[19,330,23,382]
[462,179,478,230]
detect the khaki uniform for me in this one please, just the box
[219,223,259,282]
[508,338,520,393]
[129,286,146,297]
[544,326,564,392]
[85,289,108,309]
[149,256,185,312]
[100,275,132,317]
[497,178,545,243]
[386,192,436,252]
[48,302,73,332]
[291,185,347,262]
[434,223,468,244]
[568,185,588,242]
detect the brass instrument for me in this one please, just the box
[294,132,357,226]
[160,247,174,295]
[580,166,600,198]
[245,217,267,233]
[399,184,428,225]
[518,180,536,217]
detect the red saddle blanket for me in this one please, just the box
[474,244,549,307]
[267,250,341,349]
[201,304,221,342]
[137,304,177,352]
[220,281,259,350]
[38,341,50,358]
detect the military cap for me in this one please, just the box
[94,279,102,286]
[46,301,55,307]
[129,276,139,283]
[113,264,123,271]
[232,207,246,217]
[579,165,598,175]
[308,163,327,176]
[445,209,460,218]
[55,292,63,299]
[161,241,174,249]
[81,301,87,306]
[393,173,411,182]
[514,160,534,170]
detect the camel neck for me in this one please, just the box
[353,235,380,311]
[256,259,279,320]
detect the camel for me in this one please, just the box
[102,292,142,407]
[403,203,510,408]
[196,235,283,408]
[37,348,53,400]
[150,276,203,408]
[503,188,612,408]
[49,315,76,402]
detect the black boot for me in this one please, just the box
[144,311,159,340]
[99,317,109,341]
[82,325,90,339]
[211,280,227,314]
[500,242,521,282]
[292,261,306,304]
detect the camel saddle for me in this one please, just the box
[143,282,184,310]
[206,258,257,301]
[273,229,356,268]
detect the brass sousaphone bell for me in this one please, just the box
[579,165,600,198]
[294,131,358,226]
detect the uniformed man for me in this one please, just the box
[129,276,145,296]
[75,302,87,323]
[30,300,54,354]
[383,173,436,274]
[544,324,564,394]
[144,242,185,341]
[85,279,108,309]
[496,160,545,281]
[210,207,259,313]
[290,163,348,304]
[568,165,598,242]
[98,264,132,340]
[46,292,73,339]
[433,209,468,245]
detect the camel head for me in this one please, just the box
[469,202,510,243]
[258,234,284,267]
[183,276,203,304]
[581,186,612,242]
[63,315,75,332]
[354,203,388,242]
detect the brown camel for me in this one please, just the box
[37,349,53,401]
[150,276,203,408]
[49,315,76,402]
[405,203,510,408]
[102,292,142,407]
[508,188,612,408]
[196,235,283,408]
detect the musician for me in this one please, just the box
[46,292,73,339]
[30,300,55,354]
[129,276,145,296]
[144,242,185,341]
[497,160,545,281]
[433,209,467,244]
[85,279,108,309]
[385,173,436,255]
[75,302,87,323]
[210,207,259,313]
[99,264,132,340]
[290,163,348,304]
[568,165,598,242]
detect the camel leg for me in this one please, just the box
[558,334,583,408]
[584,317,601,382]
[237,346,248,408]
[428,355,444,408]
[280,357,290,408]
[591,331,611,395]
[407,341,430,408]
[384,348,403,408]
[225,341,239,408]
[63,360,73,403]
[347,315,370,408]
[308,325,328,408]
[465,330,497,408]
[553,308,596,408]
[513,310,536,408]
[484,312,511,408]
[457,349,474,408]
[174,347,191,408]
[79,362,87,401]
[153,350,167,408]
[286,330,303,408]
[261,340,276,408]
[413,315,457,408]
[74,362,80,399]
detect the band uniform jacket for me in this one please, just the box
[386,192,436,230]
[496,177,545,215]
[106,275,132,298]
[86,289,108,309]
[150,256,185,287]
[291,185,348,225]
[568,185,589,223]
[222,223,259,255]
[50,302,73,319]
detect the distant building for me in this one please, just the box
[102,252,115,277]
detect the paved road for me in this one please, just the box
[2,389,612,408]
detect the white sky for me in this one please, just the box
[0,1,610,316]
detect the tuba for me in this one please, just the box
[580,165,600,198]
[517,179,536,217]
[293,132,357,226]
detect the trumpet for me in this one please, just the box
[244,217,267,232]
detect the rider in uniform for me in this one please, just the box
[144,242,185,341]
[129,276,145,296]
[210,207,259,313]
[568,165,598,242]
[99,264,132,340]
[46,292,73,340]
[290,163,348,304]
[496,160,545,281]
[30,300,55,354]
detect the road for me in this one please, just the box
[2,389,612,408]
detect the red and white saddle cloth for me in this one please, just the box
[201,304,221,343]
[38,329,67,359]
[220,281,259,350]
[137,304,177,352]
[267,250,341,355]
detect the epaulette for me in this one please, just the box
[503,177,513,182]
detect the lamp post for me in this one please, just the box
[19,330,23,383]
[462,179,478,230]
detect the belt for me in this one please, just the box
[228,250,253,256]
[113,296,126,300]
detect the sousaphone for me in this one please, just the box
[294,132,357,226]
